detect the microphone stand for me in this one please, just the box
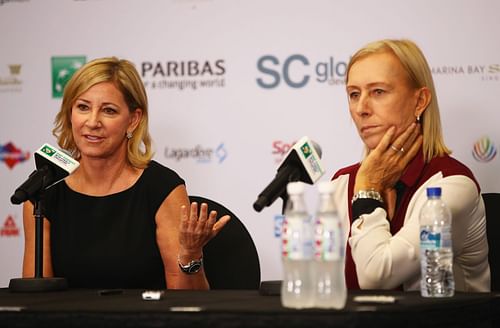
[9,182,67,292]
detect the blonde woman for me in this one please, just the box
[22,57,229,289]
[331,39,490,292]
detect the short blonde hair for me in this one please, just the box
[53,57,153,168]
[346,39,451,162]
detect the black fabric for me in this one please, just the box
[42,160,185,289]
[190,196,261,290]
[0,289,497,328]
[483,193,500,291]
[351,198,384,220]
[394,180,406,212]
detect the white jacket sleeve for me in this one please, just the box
[349,172,483,290]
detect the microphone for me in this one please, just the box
[10,143,80,204]
[253,136,325,212]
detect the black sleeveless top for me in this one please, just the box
[42,160,185,289]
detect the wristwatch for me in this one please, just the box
[178,256,203,274]
[351,189,384,204]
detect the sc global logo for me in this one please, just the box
[256,54,348,89]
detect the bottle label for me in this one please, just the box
[274,214,284,238]
[282,217,313,260]
[420,226,451,250]
[315,218,343,261]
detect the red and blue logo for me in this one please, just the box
[0,142,30,169]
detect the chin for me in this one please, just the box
[361,138,380,151]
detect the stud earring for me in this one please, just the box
[416,115,421,123]
[126,131,133,139]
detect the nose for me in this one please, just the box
[85,109,101,128]
[353,93,371,117]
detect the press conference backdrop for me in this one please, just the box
[0,0,499,287]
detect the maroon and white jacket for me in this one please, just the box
[331,150,490,291]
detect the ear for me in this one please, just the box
[415,87,431,118]
[128,108,143,132]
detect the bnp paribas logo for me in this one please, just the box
[51,56,86,98]
[300,142,312,159]
[40,145,56,156]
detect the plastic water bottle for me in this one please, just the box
[313,181,347,309]
[419,187,455,297]
[280,181,314,309]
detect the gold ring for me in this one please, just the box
[391,145,404,153]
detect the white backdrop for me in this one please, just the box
[1,0,499,287]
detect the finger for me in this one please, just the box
[187,202,199,230]
[206,210,217,228]
[198,203,209,222]
[391,123,417,151]
[195,203,209,231]
[180,205,189,230]
[401,134,423,165]
[375,126,396,153]
[402,123,420,150]
[212,215,231,236]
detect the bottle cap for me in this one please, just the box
[426,187,442,197]
[318,180,335,194]
[287,181,305,195]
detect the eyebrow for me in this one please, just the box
[346,81,391,89]
[74,98,119,107]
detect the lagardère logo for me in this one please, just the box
[472,136,497,163]
[256,54,348,89]
[164,143,228,163]
[0,142,30,169]
[141,59,226,91]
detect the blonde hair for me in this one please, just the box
[346,39,451,162]
[53,57,153,168]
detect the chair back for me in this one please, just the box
[189,195,261,289]
[483,193,500,291]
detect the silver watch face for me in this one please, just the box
[179,259,203,274]
[186,262,202,274]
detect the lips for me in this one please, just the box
[83,134,104,142]
[360,125,382,134]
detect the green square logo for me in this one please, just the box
[51,56,86,98]
[300,142,312,159]
[40,145,56,156]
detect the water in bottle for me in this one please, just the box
[419,187,455,297]
[280,181,314,309]
[313,181,347,309]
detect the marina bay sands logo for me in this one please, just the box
[472,136,497,163]
[51,56,86,98]
[431,64,500,82]
[256,54,349,89]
